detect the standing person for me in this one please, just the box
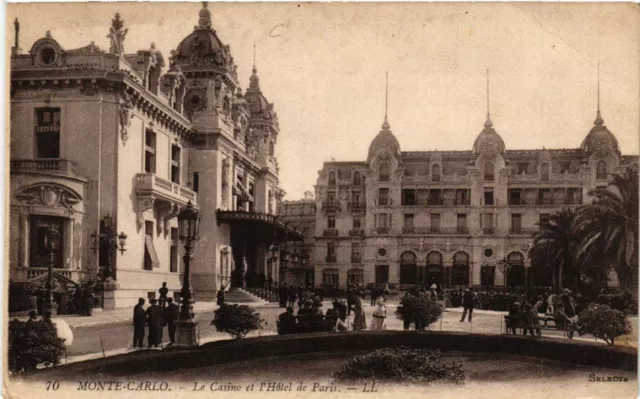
[352,293,367,330]
[561,289,576,318]
[163,297,179,345]
[546,292,556,315]
[278,283,288,308]
[346,285,355,316]
[145,299,164,348]
[132,298,146,349]
[83,283,94,316]
[460,288,475,322]
[297,284,304,304]
[429,284,438,301]
[288,283,297,308]
[158,282,169,307]
[370,285,378,306]
[216,289,225,308]
[369,298,387,330]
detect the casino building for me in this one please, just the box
[8,4,301,309]
[284,85,638,291]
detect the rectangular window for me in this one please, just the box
[456,214,467,233]
[455,189,470,206]
[509,189,521,205]
[566,188,581,205]
[353,216,361,229]
[511,214,522,234]
[428,190,442,206]
[170,228,178,273]
[171,144,181,184]
[144,129,156,174]
[560,162,572,173]
[35,108,61,158]
[402,189,416,205]
[327,190,336,201]
[481,266,495,287]
[516,162,528,174]
[538,189,551,205]
[144,221,159,270]
[327,216,336,229]
[483,213,494,229]
[376,213,390,228]
[430,213,440,233]
[192,172,200,193]
[404,214,414,228]
[327,243,336,257]
[484,189,494,206]
[351,191,361,203]
[378,188,389,205]
[539,213,550,226]
[29,215,64,269]
[351,242,361,256]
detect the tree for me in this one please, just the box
[577,304,632,345]
[574,167,639,289]
[8,319,66,373]
[529,208,579,291]
[211,304,262,340]
[395,293,443,331]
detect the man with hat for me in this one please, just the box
[460,288,475,322]
[145,298,164,348]
[132,298,146,348]
[163,297,179,345]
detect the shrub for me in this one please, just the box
[577,304,632,345]
[8,319,66,373]
[395,294,443,330]
[211,304,262,340]
[333,347,465,384]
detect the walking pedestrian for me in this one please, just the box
[132,298,146,349]
[164,297,179,345]
[369,298,387,330]
[352,293,367,330]
[145,298,164,348]
[460,288,475,322]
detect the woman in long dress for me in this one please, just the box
[369,298,387,330]
[352,294,367,330]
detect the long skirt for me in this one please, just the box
[353,308,367,330]
[369,315,386,330]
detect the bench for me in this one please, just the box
[277,314,339,335]
[504,315,573,339]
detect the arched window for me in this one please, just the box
[400,251,417,285]
[353,171,362,186]
[507,252,525,288]
[427,251,443,265]
[452,251,470,287]
[328,171,336,186]
[596,160,607,180]
[379,163,390,181]
[432,164,441,182]
[347,268,364,285]
[484,162,494,181]
[322,268,339,286]
[540,163,550,181]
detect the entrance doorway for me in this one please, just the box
[375,265,389,285]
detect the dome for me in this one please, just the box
[367,118,401,161]
[580,111,619,154]
[170,3,236,75]
[472,115,506,155]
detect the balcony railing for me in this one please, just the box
[402,198,471,206]
[323,228,339,237]
[509,227,537,235]
[135,173,197,206]
[376,198,392,206]
[401,227,470,235]
[347,202,366,212]
[456,226,469,234]
[325,254,337,263]
[322,201,341,213]
[11,159,76,175]
[351,255,362,264]
[483,227,495,235]
[349,229,365,237]
[27,267,81,281]
[376,227,390,234]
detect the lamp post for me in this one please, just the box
[43,226,60,314]
[497,257,510,292]
[174,201,201,347]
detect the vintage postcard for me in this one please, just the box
[4,2,639,398]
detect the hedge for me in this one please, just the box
[18,331,637,380]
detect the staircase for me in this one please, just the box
[245,287,279,303]
[224,288,268,304]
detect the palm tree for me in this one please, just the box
[574,167,639,289]
[529,208,579,291]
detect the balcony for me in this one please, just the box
[11,159,76,175]
[376,227,390,234]
[323,228,339,237]
[27,267,82,282]
[135,173,197,206]
[349,229,365,237]
[325,254,337,263]
[376,198,392,206]
[347,202,366,212]
[456,226,469,234]
[402,227,415,234]
[351,255,362,264]
[322,201,341,213]
[483,227,495,235]
[509,227,537,236]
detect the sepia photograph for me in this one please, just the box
[4,2,639,398]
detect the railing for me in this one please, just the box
[376,227,390,234]
[376,198,392,206]
[325,255,337,263]
[483,227,495,235]
[321,201,341,213]
[323,229,339,237]
[9,295,37,313]
[351,255,362,264]
[27,267,79,281]
[456,226,469,234]
[401,227,471,235]
[347,202,366,211]
[135,173,198,205]
[509,228,537,235]
[349,229,365,237]
[11,159,76,175]
[402,198,471,206]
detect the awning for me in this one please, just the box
[233,182,254,202]
[145,235,160,268]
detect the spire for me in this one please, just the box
[381,71,390,131]
[252,43,257,74]
[594,62,604,126]
[198,2,212,30]
[249,43,260,91]
[484,68,493,128]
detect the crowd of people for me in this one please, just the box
[131,282,180,349]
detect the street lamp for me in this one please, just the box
[497,257,510,292]
[91,216,128,281]
[43,226,60,314]
[174,201,201,347]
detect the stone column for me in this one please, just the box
[20,215,29,269]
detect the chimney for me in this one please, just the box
[12,18,21,55]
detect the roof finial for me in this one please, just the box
[198,1,212,30]
[594,62,604,126]
[484,68,493,128]
[253,43,257,74]
[382,71,390,130]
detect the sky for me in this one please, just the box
[7,2,640,200]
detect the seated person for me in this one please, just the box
[553,304,578,338]
[277,307,297,335]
